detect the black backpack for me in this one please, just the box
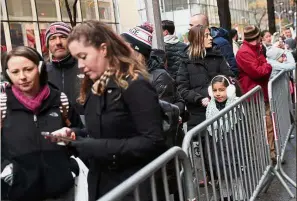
[158,100,181,147]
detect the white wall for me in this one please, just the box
[118,0,140,32]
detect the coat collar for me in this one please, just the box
[242,40,261,51]
[189,48,222,64]
[51,54,77,69]
[6,85,60,113]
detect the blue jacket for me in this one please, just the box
[211,27,238,77]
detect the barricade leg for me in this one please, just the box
[249,166,274,201]
[279,166,297,188]
[273,168,295,198]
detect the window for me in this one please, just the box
[2,0,116,54]
[7,0,32,21]
[61,0,79,21]
[81,0,97,20]
[1,23,7,52]
[39,23,51,60]
[9,22,35,48]
[164,0,188,12]
[1,3,4,19]
[98,2,111,20]
[36,0,58,21]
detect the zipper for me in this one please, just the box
[33,114,38,127]
[33,113,45,190]
[62,68,65,92]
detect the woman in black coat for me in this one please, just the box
[177,25,234,131]
[52,20,166,201]
[176,24,234,187]
[1,46,82,201]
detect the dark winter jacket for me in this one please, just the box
[147,55,185,115]
[164,35,188,80]
[1,85,83,201]
[211,27,238,76]
[148,54,186,146]
[73,75,167,201]
[47,54,84,114]
[176,48,234,128]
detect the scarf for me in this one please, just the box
[91,67,115,96]
[206,96,239,141]
[12,85,50,113]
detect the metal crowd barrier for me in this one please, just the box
[97,146,196,201]
[263,70,297,197]
[182,86,274,201]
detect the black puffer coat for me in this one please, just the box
[165,40,187,80]
[147,55,185,115]
[1,85,83,201]
[147,55,186,146]
[176,48,234,129]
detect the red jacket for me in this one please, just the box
[236,41,272,102]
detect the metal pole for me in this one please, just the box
[294,12,297,31]
[279,14,282,33]
[144,0,165,50]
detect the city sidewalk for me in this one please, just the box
[191,129,296,201]
[256,129,296,201]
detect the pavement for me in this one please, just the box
[191,128,296,201]
[255,129,296,201]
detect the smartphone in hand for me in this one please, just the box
[41,131,76,142]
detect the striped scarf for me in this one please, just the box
[91,67,116,96]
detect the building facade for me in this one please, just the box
[1,0,119,58]
[137,0,254,40]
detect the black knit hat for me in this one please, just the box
[121,22,153,58]
[244,25,260,42]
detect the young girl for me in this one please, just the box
[206,75,241,142]
[206,75,245,199]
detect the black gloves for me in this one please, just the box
[70,137,98,159]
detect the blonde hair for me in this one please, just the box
[188,25,207,59]
[67,20,149,104]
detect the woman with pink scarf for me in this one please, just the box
[1,46,83,201]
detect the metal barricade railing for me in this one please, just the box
[97,146,197,201]
[182,86,274,201]
[263,70,297,197]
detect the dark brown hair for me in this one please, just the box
[188,25,208,59]
[67,20,149,103]
[211,76,243,97]
[4,46,48,86]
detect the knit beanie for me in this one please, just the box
[244,25,260,42]
[121,22,153,58]
[266,47,285,60]
[45,22,72,47]
[285,38,297,50]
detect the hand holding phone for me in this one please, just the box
[42,127,76,143]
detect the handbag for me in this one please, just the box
[71,157,89,201]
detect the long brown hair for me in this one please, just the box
[67,20,149,104]
[188,25,208,59]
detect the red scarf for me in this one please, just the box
[12,85,50,113]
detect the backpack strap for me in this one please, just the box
[0,93,7,128]
[60,92,71,127]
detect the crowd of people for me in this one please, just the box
[1,11,296,201]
